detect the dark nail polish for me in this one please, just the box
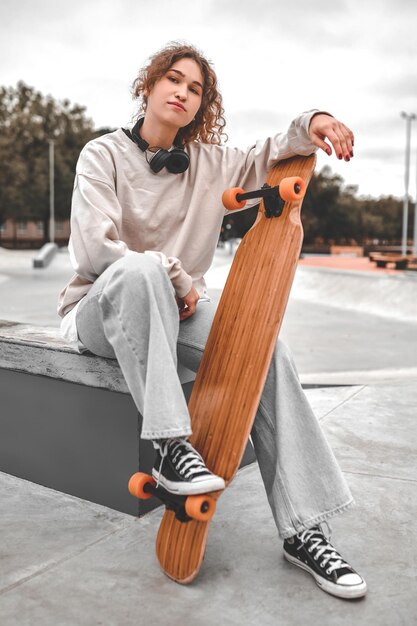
[338,154,342,160]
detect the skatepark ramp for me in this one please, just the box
[291,267,417,323]
[206,258,417,323]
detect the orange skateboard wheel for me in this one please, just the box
[185,495,217,522]
[279,177,306,202]
[128,472,156,500]
[222,187,246,211]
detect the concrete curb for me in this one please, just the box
[33,243,58,268]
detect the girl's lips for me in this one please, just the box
[168,101,186,112]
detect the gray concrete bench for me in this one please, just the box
[0,320,255,517]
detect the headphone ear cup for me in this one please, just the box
[148,147,190,174]
[148,149,167,173]
[165,148,190,174]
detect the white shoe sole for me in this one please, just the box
[283,550,367,599]
[152,471,225,496]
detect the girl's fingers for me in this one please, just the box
[310,116,355,161]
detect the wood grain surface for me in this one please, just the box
[156,154,316,583]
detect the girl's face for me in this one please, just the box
[145,58,204,130]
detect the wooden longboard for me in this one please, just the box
[156,154,316,583]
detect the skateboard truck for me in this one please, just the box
[128,472,217,523]
[245,184,286,218]
[145,483,194,523]
[222,177,306,217]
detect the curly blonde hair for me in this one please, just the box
[132,42,227,145]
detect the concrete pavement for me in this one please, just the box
[1,247,417,624]
[1,381,416,625]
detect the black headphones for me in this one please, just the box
[128,117,190,174]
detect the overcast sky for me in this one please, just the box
[1,0,417,198]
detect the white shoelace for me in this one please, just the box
[155,438,210,487]
[297,525,352,575]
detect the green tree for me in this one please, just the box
[0,82,102,243]
[302,166,359,244]
[358,195,411,243]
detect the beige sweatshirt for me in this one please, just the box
[58,110,319,348]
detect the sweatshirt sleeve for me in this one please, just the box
[69,142,192,296]
[69,173,132,281]
[143,251,193,298]
[221,110,319,198]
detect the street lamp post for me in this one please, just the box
[414,141,417,257]
[400,111,416,256]
[48,139,55,244]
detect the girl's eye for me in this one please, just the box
[191,86,203,96]
[168,75,178,83]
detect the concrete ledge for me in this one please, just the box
[32,242,58,268]
[0,320,130,393]
[0,319,256,516]
[0,319,196,391]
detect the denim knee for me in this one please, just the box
[275,337,294,366]
[101,253,175,301]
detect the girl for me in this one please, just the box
[58,42,366,599]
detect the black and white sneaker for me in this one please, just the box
[152,438,225,496]
[283,524,367,599]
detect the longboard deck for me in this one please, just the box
[156,154,316,583]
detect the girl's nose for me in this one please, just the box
[175,86,187,100]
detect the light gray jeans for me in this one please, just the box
[76,253,354,538]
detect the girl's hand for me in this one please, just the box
[177,286,200,320]
[308,113,354,162]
